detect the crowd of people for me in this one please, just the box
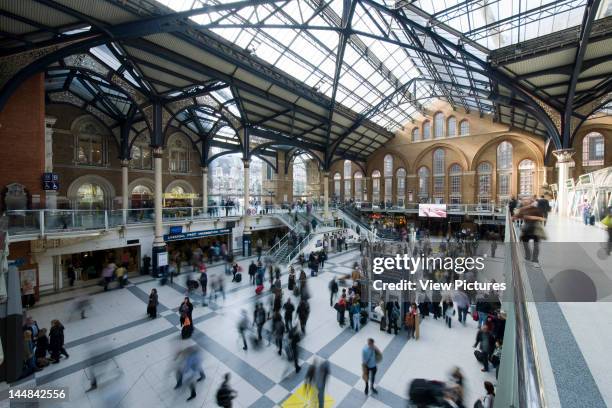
[21,316,69,377]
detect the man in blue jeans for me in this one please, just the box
[361,338,380,395]
[582,199,592,225]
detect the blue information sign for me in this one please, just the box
[42,173,59,191]
[164,228,231,242]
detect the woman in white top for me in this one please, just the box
[481,381,495,408]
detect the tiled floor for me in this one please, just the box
[7,249,499,408]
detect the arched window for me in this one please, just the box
[418,166,430,201]
[583,132,605,166]
[384,154,393,204]
[131,185,152,208]
[168,134,190,173]
[449,164,462,203]
[293,155,308,198]
[478,162,492,204]
[433,149,445,201]
[343,160,352,199]
[518,159,535,197]
[396,168,406,207]
[497,141,513,200]
[434,112,444,138]
[423,121,431,140]
[354,171,363,201]
[372,170,381,205]
[333,172,341,199]
[497,141,513,170]
[77,183,105,210]
[75,118,106,166]
[459,120,469,136]
[412,128,420,142]
[131,134,152,170]
[447,117,457,137]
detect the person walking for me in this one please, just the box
[147,288,158,318]
[283,298,295,331]
[248,261,257,285]
[476,381,495,408]
[272,312,285,355]
[49,319,69,363]
[287,326,302,373]
[329,277,338,307]
[296,298,310,334]
[361,338,381,395]
[581,199,592,225]
[514,197,546,263]
[179,297,194,326]
[256,237,263,261]
[352,300,362,332]
[387,301,400,335]
[316,360,330,408]
[174,346,205,401]
[216,373,237,408]
[237,310,249,351]
[101,261,116,291]
[444,300,455,328]
[474,326,494,372]
[253,303,266,342]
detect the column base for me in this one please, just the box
[151,243,167,278]
[242,230,252,257]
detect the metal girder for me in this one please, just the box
[562,0,601,147]
[329,78,416,156]
[323,0,357,168]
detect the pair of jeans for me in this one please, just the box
[353,314,360,332]
[364,366,377,393]
[458,307,468,324]
[478,311,487,328]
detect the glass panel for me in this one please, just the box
[497,141,513,170]
[423,122,431,140]
[434,112,444,138]
[412,128,420,142]
[447,117,456,137]
[460,120,469,136]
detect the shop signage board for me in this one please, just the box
[164,228,231,242]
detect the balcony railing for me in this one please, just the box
[3,205,284,238]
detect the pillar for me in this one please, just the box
[44,117,57,209]
[553,149,574,217]
[242,158,252,256]
[202,166,208,214]
[121,159,129,224]
[152,147,166,275]
[243,159,250,215]
[323,171,330,219]
[0,264,24,381]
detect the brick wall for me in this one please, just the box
[0,74,45,211]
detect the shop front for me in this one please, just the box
[60,245,140,287]
[163,227,233,267]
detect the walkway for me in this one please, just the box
[521,215,611,408]
[4,249,500,407]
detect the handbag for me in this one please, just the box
[602,215,612,228]
[361,364,369,381]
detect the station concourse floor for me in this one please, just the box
[2,249,500,408]
[522,215,611,408]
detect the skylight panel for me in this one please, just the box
[91,45,121,71]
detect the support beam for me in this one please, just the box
[121,159,129,225]
[553,149,575,217]
[202,166,208,214]
[561,0,601,147]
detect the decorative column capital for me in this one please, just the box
[323,171,330,178]
[120,159,130,167]
[152,147,164,158]
[552,148,575,163]
[44,116,57,128]
[201,166,208,174]
[242,158,250,168]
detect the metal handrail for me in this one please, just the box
[507,214,546,408]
